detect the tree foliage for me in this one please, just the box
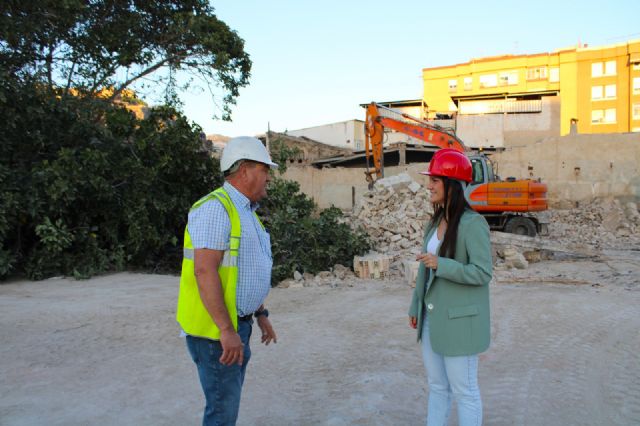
[0,77,221,280]
[0,2,370,283]
[0,0,251,119]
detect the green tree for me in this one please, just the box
[0,0,250,119]
[0,75,221,280]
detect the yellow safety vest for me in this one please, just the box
[176,187,246,340]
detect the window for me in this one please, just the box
[605,60,616,76]
[593,108,616,124]
[471,158,485,184]
[464,77,472,91]
[499,71,518,86]
[633,63,640,71]
[479,74,497,88]
[592,62,603,77]
[605,84,616,99]
[448,79,457,92]
[593,61,617,77]
[591,86,603,100]
[591,109,604,123]
[634,77,640,94]
[633,103,640,120]
[604,108,616,123]
[549,67,560,82]
[526,67,547,80]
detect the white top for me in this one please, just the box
[426,230,441,255]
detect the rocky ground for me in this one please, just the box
[285,174,640,288]
[1,176,639,425]
[1,254,638,425]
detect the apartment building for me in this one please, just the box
[422,39,640,138]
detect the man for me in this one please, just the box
[177,136,279,426]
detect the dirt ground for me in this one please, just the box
[1,251,639,426]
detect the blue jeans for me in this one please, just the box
[186,320,253,426]
[421,315,482,426]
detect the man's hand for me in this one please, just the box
[219,328,244,366]
[257,316,277,345]
[409,316,417,329]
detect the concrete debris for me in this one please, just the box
[349,174,432,279]
[490,231,590,269]
[280,180,639,286]
[353,252,392,279]
[279,264,356,288]
[492,198,640,270]
[372,173,415,190]
[496,246,529,270]
[543,198,640,251]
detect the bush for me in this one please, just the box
[260,177,370,285]
[0,79,369,283]
[0,79,221,280]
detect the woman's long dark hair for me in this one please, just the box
[429,177,472,259]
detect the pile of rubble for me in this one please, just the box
[280,178,640,287]
[277,264,356,288]
[346,173,432,279]
[544,198,640,250]
[350,173,431,252]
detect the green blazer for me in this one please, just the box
[408,209,492,356]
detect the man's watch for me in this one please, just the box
[254,308,269,318]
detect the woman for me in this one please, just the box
[408,149,493,426]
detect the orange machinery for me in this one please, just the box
[364,102,548,236]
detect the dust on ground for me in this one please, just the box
[1,248,639,426]
[2,180,639,425]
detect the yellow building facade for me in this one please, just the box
[423,40,640,136]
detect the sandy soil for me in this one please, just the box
[1,252,639,426]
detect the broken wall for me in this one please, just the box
[456,96,561,149]
[490,132,640,204]
[282,164,431,210]
[282,131,639,209]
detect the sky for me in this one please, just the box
[172,0,640,137]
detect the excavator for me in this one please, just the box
[364,102,548,236]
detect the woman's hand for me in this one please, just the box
[409,316,417,329]
[416,253,438,270]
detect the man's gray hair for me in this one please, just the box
[224,160,246,177]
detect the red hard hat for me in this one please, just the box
[420,149,472,183]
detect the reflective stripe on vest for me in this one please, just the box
[176,187,243,340]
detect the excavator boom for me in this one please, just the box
[364,102,465,180]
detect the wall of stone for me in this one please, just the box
[287,120,365,150]
[282,132,640,209]
[489,132,640,205]
[282,164,432,210]
[456,96,561,149]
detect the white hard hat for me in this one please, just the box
[220,136,279,173]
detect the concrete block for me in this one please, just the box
[408,182,422,194]
[390,234,402,243]
[353,252,391,279]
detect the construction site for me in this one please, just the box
[1,171,639,425]
[2,30,640,425]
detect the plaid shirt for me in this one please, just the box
[188,182,272,316]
